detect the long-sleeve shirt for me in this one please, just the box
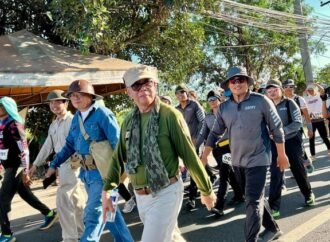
[103,102,212,196]
[176,99,205,141]
[196,112,216,148]
[50,104,119,169]
[206,91,284,168]
[33,112,73,167]
[275,98,302,140]
[0,116,29,171]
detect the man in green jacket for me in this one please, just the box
[102,66,216,242]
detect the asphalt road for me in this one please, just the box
[6,136,330,242]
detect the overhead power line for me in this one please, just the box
[201,0,330,35]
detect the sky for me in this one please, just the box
[304,0,330,70]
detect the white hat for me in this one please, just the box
[123,66,158,87]
[307,84,316,90]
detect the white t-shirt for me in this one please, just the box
[81,104,95,121]
[304,95,323,119]
[293,95,307,109]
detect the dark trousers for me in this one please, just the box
[233,166,279,242]
[212,145,243,210]
[269,136,312,210]
[0,167,51,235]
[309,120,330,156]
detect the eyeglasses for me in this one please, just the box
[208,96,218,102]
[175,90,186,95]
[229,77,247,85]
[131,79,153,92]
[283,86,294,89]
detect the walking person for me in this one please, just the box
[102,66,216,242]
[45,80,133,242]
[282,79,314,172]
[303,83,330,159]
[175,84,206,210]
[265,80,315,219]
[0,97,58,242]
[29,90,86,242]
[199,89,244,217]
[205,67,289,242]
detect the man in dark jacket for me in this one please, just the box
[265,80,315,219]
[205,67,289,242]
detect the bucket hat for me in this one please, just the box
[46,90,68,102]
[0,97,24,124]
[221,66,254,89]
[64,79,103,100]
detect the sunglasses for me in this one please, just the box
[175,90,186,95]
[208,96,218,102]
[131,79,153,92]
[283,86,294,89]
[229,77,247,85]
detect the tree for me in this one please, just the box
[49,0,217,83]
[317,64,330,85]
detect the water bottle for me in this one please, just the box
[107,188,119,222]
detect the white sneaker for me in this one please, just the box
[122,197,136,213]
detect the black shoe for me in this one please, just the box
[258,229,283,242]
[227,196,245,206]
[186,199,196,210]
[211,207,224,217]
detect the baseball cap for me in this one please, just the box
[123,66,158,87]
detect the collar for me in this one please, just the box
[56,111,72,121]
[230,90,251,103]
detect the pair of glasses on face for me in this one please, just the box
[131,79,153,92]
[229,77,247,85]
[283,86,294,89]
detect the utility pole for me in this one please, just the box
[294,0,314,83]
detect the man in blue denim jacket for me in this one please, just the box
[46,79,133,242]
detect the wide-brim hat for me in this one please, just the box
[221,66,254,89]
[64,79,103,100]
[123,66,158,87]
[0,97,24,124]
[46,90,68,102]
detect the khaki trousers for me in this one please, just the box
[57,162,86,242]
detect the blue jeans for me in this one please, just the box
[79,169,133,242]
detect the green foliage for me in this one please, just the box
[198,0,302,84]
[103,93,134,113]
[316,64,330,86]
[49,0,216,83]
[25,105,54,144]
